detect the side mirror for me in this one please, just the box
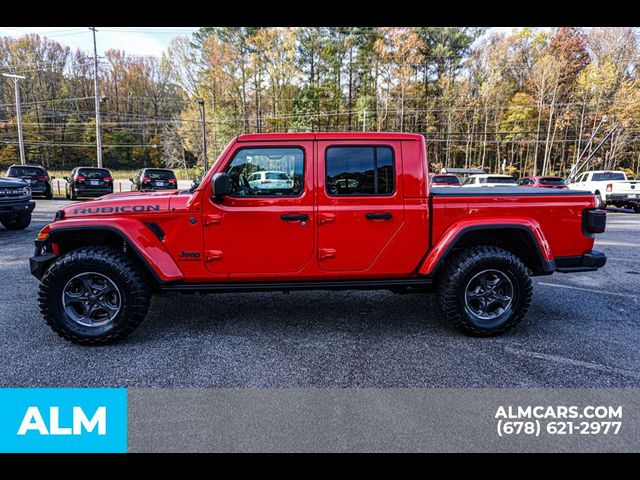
[129,178,134,183]
[211,172,231,203]
[63,176,68,181]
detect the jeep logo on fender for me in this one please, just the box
[178,250,200,259]
[72,205,161,215]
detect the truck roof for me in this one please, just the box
[236,132,424,142]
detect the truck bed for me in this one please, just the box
[429,186,598,260]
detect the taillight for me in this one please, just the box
[36,176,48,180]
[103,177,113,182]
[75,176,85,181]
[168,178,177,183]
[606,183,612,192]
[584,208,607,234]
[142,177,151,182]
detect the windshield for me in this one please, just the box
[539,177,566,185]
[431,175,461,185]
[145,170,176,180]
[592,172,626,181]
[7,166,45,177]
[78,168,111,179]
[481,176,516,184]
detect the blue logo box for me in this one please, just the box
[0,388,126,453]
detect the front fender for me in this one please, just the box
[418,218,553,276]
[41,217,184,283]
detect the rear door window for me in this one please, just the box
[145,169,176,180]
[539,177,566,186]
[592,172,626,181]
[8,166,45,177]
[326,146,394,196]
[78,169,110,179]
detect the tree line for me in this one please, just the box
[1,27,639,178]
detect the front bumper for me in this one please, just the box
[555,251,607,273]
[0,200,35,219]
[607,193,640,205]
[29,239,56,280]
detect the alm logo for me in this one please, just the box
[18,406,106,436]
[0,388,126,453]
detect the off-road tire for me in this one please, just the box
[38,247,151,345]
[436,245,532,336]
[1,213,31,230]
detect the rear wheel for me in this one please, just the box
[436,246,532,336]
[595,191,607,209]
[38,247,151,345]
[45,189,53,200]
[634,205,640,214]
[1,213,31,230]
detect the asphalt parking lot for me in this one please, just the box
[1,199,639,388]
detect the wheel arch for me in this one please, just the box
[419,223,555,277]
[44,222,183,285]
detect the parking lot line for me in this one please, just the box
[596,241,640,247]
[538,282,639,300]
[505,346,640,379]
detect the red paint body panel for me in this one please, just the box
[40,132,603,285]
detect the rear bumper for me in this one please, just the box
[75,188,113,197]
[555,251,607,273]
[607,193,640,204]
[0,200,35,218]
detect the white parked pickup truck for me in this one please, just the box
[461,174,517,187]
[567,170,640,212]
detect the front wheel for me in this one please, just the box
[1,213,31,230]
[436,246,532,336]
[38,247,151,345]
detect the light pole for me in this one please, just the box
[2,73,26,165]
[89,27,103,168]
[197,99,208,175]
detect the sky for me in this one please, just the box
[0,27,199,56]
[0,26,525,57]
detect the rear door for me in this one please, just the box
[316,140,404,272]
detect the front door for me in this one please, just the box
[203,142,314,276]
[316,141,404,272]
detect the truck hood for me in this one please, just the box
[61,189,179,218]
[0,176,28,188]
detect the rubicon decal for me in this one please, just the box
[73,205,161,215]
[0,388,126,453]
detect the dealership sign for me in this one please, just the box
[0,388,126,453]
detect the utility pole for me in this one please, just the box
[2,73,26,164]
[89,27,103,168]
[197,99,208,175]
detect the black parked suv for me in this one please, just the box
[6,164,54,199]
[65,167,114,200]
[0,176,35,230]
[130,168,178,191]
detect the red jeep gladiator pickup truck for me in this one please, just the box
[30,133,607,344]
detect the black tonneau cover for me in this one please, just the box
[430,186,593,197]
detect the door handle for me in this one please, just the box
[281,213,309,222]
[365,212,392,220]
